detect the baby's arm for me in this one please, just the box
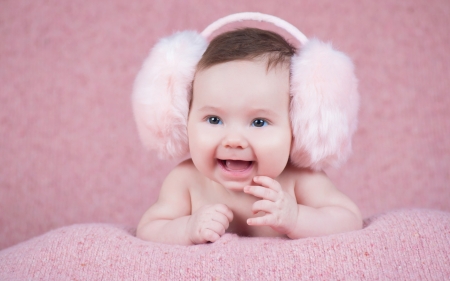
[245,170,362,238]
[137,161,233,245]
[289,171,362,238]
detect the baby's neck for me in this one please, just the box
[207,178,256,201]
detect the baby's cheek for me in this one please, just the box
[256,145,290,178]
[189,126,211,152]
[189,133,217,173]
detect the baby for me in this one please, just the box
[134,25,362,245]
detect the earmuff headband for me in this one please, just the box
[200,12,309,45]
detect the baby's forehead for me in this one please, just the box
[192,57,290,90]
[191,59,290,111]
[194,58,290,85]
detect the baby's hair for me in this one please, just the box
[197,28,296,71]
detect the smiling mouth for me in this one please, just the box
[218,159,254,172]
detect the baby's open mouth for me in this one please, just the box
[218,159,253,171]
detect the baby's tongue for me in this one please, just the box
[225,160,251,171]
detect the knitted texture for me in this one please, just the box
[1,209,449,280]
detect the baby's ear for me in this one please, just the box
[289,39,359,171]
[132,31,208,159]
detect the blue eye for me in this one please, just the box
[207,116,222,125]
[252,119,267,127]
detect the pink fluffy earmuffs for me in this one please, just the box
[132,12,359,171]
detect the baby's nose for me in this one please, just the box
[221,133,249,149]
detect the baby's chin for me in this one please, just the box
[218,179,254,192]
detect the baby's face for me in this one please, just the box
[188,59,292,191]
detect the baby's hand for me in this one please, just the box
[186,204,233,244]
[244,176,298,235]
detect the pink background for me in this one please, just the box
[1,0,449,250]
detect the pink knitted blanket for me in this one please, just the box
[1,209,449,280]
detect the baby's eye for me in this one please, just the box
[252,119,268,127]
[207,116,222,125]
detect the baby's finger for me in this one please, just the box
[211,212,231,230]
[251,199,274,214]
[214,204,234,222]
[205,220,227,236]
[247,214,275,226]
[201,228,221,243]
[244,185,277,201]
[253,176,282,192]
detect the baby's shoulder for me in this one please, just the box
[164,159,204,188]
[280,163,334,189]
[171,158,198,174]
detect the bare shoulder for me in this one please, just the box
[285,165,335,193]
[168,158,200,176]
[284,164,361,217]
[158,159,201,198]
[138,159,200,226]
[279,163,332,191]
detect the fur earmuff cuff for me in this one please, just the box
[289,39,359,170]
[132,31,207,159]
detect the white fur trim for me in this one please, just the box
[289,39,359,170]
[132,31,207,159]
